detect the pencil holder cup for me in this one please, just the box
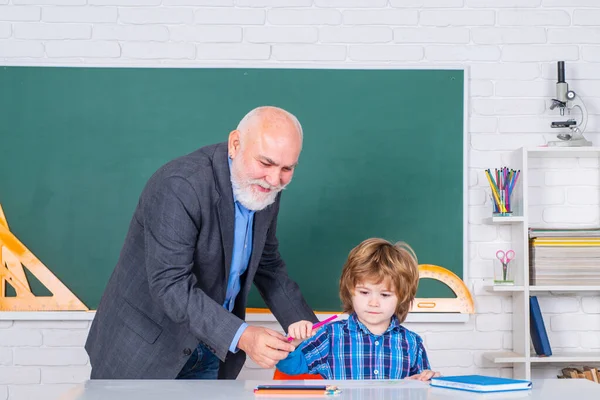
[494,257,515,286]
[485,167,520,217]
[492,209,512,217]
[489,188,513,217]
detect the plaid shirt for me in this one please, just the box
[277,313,430,380]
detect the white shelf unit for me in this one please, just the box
[482,147,600,381]
[483,351,600,364]
[483,216,525,224]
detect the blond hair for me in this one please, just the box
[339,238,419,323]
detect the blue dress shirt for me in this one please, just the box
[225,158,255,353]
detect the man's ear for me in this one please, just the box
[228,130,241,159]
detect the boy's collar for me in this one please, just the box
[347,312,401,335]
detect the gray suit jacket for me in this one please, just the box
[85,142,318,379]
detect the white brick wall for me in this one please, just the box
[343,9,417,25]
[498,10,570,26]
[0,319,92,399]
[42,7,118,23]
[0,22,10,37]
[1,1,600,398]
[269,9,341,25]
[14,23,91,40]
[0,6,40,21]
[195,8,264,25]
[245,27,318,43]
[273,44,345,61]
[119,7,192,24]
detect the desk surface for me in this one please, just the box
[58,379,600,400]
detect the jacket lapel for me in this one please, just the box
[247,206,272,275]
[214,143,234,285]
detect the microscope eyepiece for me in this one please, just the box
[557,61,565,83]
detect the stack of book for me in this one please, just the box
[529,228,600,286]
[558,367,599,383]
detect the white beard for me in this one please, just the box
[231,170,287,211]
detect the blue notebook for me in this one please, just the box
[430,375,532,393]
[530,296,552,356]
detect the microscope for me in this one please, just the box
[548,61,591,147]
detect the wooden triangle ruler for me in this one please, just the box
[0,204,88,311]
[411,264,475,313]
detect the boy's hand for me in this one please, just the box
[287,320,315,346]
[407,370,441,381]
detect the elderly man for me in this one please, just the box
[85,106,318,379]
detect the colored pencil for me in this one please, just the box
[254,385,341,396]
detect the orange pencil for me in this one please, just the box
[254,389,328,395]
[254,385,341,396]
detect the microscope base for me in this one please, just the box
[547,138,592,147]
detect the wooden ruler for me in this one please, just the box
[0,204,88,311]
[411,264,475,314]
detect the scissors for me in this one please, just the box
[496,250,515,281]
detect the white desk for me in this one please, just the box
[58,379,600,400]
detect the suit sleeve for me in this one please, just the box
[252,197,318,331]
[142,175,243,361]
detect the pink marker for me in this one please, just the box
[287,315,338,342]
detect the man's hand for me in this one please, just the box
[237,326,295,369]
[287,320,315,347]
[407,370,441,381]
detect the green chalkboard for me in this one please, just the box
[0,66,464,311]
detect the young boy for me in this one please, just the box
[277,238,440,380]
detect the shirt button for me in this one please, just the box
[183,348,192,356]
[375,341,379,346]
[374,370,379,375]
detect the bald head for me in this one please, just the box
[236,106,303,145]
